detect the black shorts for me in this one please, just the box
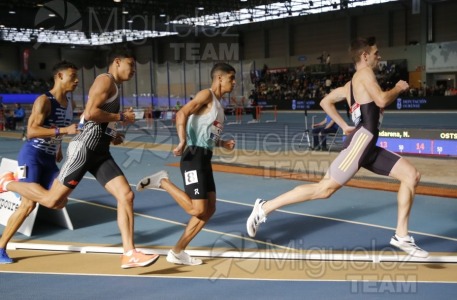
[58,141,124,189]
[180,146,215,199]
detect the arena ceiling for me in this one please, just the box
[0,0,445,45]
[0,0,402,32]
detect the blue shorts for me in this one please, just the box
[17,143,59,189]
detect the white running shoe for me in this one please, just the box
[390,235,429,258]
[166,250,202,266]
[136,170,168,191]
[246,198,267,238]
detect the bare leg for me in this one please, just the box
[159,177,216,252]
[388,158,420,237]
[262,173,342,215]
[4,179,71,209]
[161,178,204,216]
[172,194,216,253]
[0,197,36,249]
[104,175,135,252]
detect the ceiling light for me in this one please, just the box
[197,7,204,11]
[9,10,16,14]
[113,0,121,2]
[49,13,56,17]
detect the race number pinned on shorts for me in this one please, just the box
[184,170,198,185]
[17,165,27,179]
[105,122,118,138]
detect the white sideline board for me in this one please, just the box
[0,158,73,236]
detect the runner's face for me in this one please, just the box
[366,45,381,70]
[220,71,236,94]
[117,57,136,81]
[60,68,79,92]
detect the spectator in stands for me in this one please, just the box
[248,89,258,122]
[311,114,338,150]
[4,109,14,130]
[12,103,26,130]
[326,53,331,71]
[5,103,26,130]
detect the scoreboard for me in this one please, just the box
[376,129,457,157]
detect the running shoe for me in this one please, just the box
[246,198,267,238]
[0,248,13,264]
[0,172,15,193]
[120,250,160,269]
[166,250,202,266]
[136,170,168,191]
[390,235,429,258]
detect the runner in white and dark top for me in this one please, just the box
[58,73,124,189]
[136,63,237,266]
[72,73,120,152]
[180,89,225,199]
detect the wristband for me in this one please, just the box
[119,112,125,122]
[55,127,60,137]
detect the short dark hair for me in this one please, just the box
[52,60,78,76]
[210,62,236,79]
[107,47,135,65]
[349,36,376,63]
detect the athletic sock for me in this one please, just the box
[2,181,13,192]
[124,249,134,256]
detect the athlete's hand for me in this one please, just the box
[64,123,78,135]
[221,139,235,150]
[395,80,409,93]
[343,125,356,135]
[122,107,136,125]
[173,142,186,156]
[112,132,125,145]
[56,149,63,163]
[54,198,68,209]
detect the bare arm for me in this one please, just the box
[320,82,353,134]
[83,76,134,123]
[324,119,336,130]
[26,95,77,139]
[173,89,213,156]
[359,68,409,108]
[313,118,326,128]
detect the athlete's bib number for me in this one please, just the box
[209,120,223,142]
[105,122,118,138]
[351,103,361,126]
